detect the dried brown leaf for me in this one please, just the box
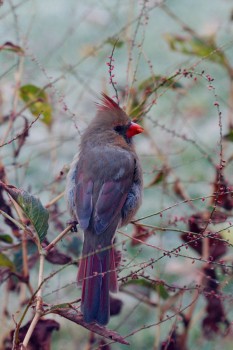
[110,296,123,316]
[212,169,233,211]
[131,224,154,246]
[181,214,227,260]
[202,267,229,338]
[6,319,60,350]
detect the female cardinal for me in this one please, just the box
[65,93,143,325]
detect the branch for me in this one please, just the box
[50,307,129,345]
[45,191,64,208]
[0,113,41,148]
[21,251,45,348]
[45,224,74,252]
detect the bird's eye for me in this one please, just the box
[114,125,124,134]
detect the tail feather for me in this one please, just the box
[81,253,102,323]
[77,247,118,325]
[96,253,110,325]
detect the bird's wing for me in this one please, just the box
[93,179,129,235]
[75,172,93,230]
[75,147,134,234]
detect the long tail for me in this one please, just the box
[78,247,118,325]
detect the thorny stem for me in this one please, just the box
[0,113,41,148]
[97,295,199,350]
[132,193,217,223]
[131,222,233,250]
[107,39,119,105]
[121,288,157,307]
[118,226,233,283]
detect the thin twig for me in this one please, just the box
[45,224,74,252]
[20,231,29,305]
[107,38,120,105]
[0,113,41,148]
[45,191,64,208]
[0,209,25,230]
[132,193,217,223]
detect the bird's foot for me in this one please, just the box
[67,220,79,232]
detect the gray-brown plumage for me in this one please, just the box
[66,94,143,325]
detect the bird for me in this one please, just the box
[65,93,143,325]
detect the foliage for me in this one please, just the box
[1,1,233,350]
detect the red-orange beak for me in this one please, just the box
[126,122,144,138]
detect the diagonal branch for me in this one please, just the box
[50,307,129,345]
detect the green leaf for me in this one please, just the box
[0,253,15,271]
[220,226,233,245]
[224,130,233,142]
[0,234,13,244]
[164,34,227,66]
[123,279,169,299]
[48,303,71,311]
[19,84,52,126]
[0,182,49,243]
[138,75,183,92]
[105,37,124,48]
[0,41,24,55]
[156,284,169,299]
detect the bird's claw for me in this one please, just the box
[67,220,79,232]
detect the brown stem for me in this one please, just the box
[22,231,29,277]
[45,191,64,208]
[21,251,45,348]
[19,231,29,305]
[45,224,73,252]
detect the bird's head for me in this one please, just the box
[91,93,144,144]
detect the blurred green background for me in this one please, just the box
[1,1,233,349]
